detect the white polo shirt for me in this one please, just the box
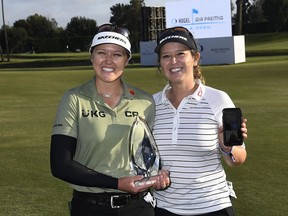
[153,79,241,215]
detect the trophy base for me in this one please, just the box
[134,177,157,187]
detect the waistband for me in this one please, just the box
[73,190,146,209]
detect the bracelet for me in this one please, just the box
[220,146,236,162]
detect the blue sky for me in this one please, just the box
[4,0,168,27]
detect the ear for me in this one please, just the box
[193,52,201,66]
[90,53,94,64]
[125,55,131,66]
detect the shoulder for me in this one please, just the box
[152,91,162,104]
[152,84,170,104]
[125,83,153,102]
[60,79,92,103]
[204,85,233,104]
[203,85,235,118]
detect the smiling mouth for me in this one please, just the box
[170,67,182,73]
[102,67,114,72]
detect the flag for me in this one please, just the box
[192,8,199,14]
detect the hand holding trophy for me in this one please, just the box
[129,116,160,186]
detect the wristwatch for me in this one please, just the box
[220,147,236,162]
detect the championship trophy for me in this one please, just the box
[129,116,160,186]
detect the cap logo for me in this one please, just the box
[97,35,127,45]
[89,31,131,55]
[160,35,188,44]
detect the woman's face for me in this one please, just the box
[159,42,200,84]
[91,44,129,83]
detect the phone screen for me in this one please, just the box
[222,108,243,146]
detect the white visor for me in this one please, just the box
[89,31,131,56]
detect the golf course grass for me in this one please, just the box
[0,32,287,215]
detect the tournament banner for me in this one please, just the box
[165,0,232,39]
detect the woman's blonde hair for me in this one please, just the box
[191,50,205,85]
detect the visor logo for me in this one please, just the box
[97,35,127,44]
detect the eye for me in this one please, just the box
[95,50,106,56]
[161,54,171,60]
[177,51,186,57]
[113,52,123,57]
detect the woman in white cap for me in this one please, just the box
[152,26,248,216]
[50,23,170,216]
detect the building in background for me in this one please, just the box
[141,7,166,41]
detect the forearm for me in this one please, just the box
[221,145,247,167]
[220,118,248,167]
[50,134,118,188]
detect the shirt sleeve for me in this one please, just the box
[50,134,118,189]
[51,90,78,138]
[205,86,246,147]
[205,87,235,127]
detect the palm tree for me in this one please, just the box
[1,0,10,61]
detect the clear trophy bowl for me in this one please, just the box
[129,116,160,186]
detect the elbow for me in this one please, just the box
[235,152,247,165]
[50,155,66,180]
[50,159,61,179]
[238,152,247,164]
[230,149,247,167]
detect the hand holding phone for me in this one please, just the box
[222,108,243,146]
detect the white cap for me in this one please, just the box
[89,31,131,56]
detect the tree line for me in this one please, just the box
[0,0,287,58]
[234,0,288,34]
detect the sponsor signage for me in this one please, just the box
[140,0,246,66]
[197,36,246,65]
[165,0,232,39]
[140,36,246,66]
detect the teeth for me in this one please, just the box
[102,67,114,72]
[171,68,182,73]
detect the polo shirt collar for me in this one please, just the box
[189,79,205,101]
[161,79,206,104]
[79,76,134,101]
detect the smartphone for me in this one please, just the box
[222,108,243,146]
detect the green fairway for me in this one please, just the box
[245,32,288,51]
[0,54,288,215]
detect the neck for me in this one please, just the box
[167,82,198,108]
[96,79,123,98]
[97,88,123,98]
[101,93,114,98]
[169,81,198,97]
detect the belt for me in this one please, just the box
[73,190,145,209]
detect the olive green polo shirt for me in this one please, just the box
[52,76,155,193]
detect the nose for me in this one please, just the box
[105,53,113,63]
[171,56,177,64]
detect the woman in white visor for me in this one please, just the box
[50,24,170,216]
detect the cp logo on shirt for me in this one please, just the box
[125,111,139,117]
